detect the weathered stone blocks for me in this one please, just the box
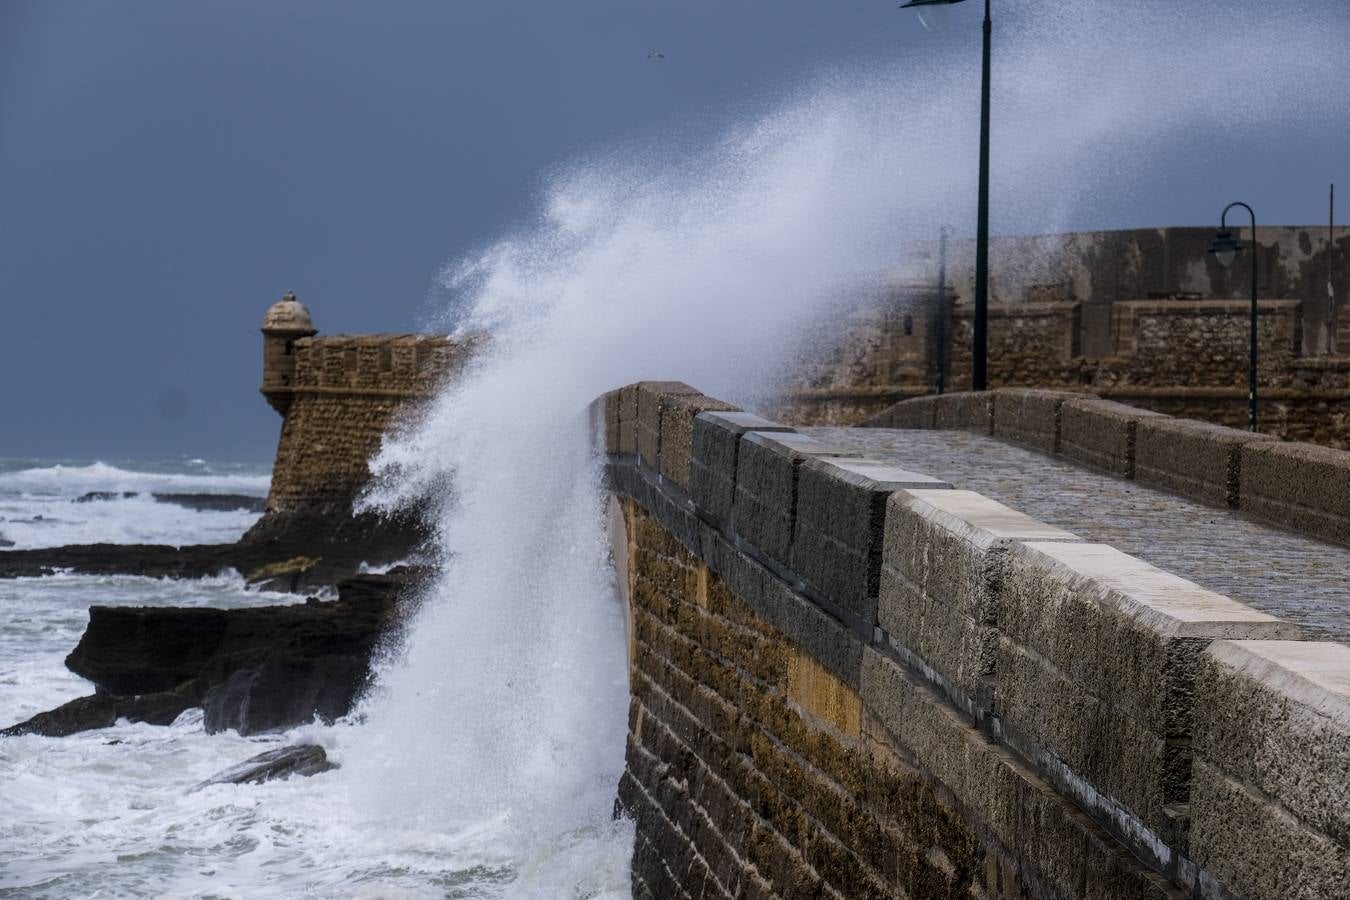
[1134,416,1276,508]
[996,541,1302,836]
[658,394,741,489]
[990,388,1089,453]
[1190,640,1350,900]
[861,395,939,430]
[689,412,793,524]
[1239,439,1350,547]
[731,432,858,570]
[1059,397,1167,477]
[636,381,701,470]
[932,391,994,433]
[791,459,951,627]
[878,489,1077,703]
[860,649,1177,900]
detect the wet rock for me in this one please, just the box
[1,684,197,737]
[73,491,138,503]
[52,571,420,736]
[190,743,336,791]
[151,493,268,513]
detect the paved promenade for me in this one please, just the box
[805,426,1350,643]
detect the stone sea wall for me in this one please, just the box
[780,295,1350,448]
[595,380,1350,900]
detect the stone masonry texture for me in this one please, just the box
[604,380,1350,899]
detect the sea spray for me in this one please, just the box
[335,0,1350,890]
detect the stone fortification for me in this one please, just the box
[780,226,1350,448]
[595,380,1350,899]
[248,295,476,561]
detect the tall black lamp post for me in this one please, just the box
[1209,202,1259,432]
[901,0,992,392]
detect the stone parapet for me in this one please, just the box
[997,541,1300,843]
[599,379,1350,899]
[1190,640,1350,900]
[1239,439,1350,546]
[1059,396,1167,478]
[1134,416,1277,508]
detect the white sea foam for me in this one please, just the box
[0,460,270,549]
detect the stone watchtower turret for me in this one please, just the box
[260,292,317,416]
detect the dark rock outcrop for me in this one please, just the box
[1,684,198,737]
[4,570,424,738]
[190,743,337,791]
[153,493,269,513]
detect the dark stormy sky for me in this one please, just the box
[2,1,1346,462]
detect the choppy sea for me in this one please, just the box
[0,460,632,899]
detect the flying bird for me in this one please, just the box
[647,51,665,60]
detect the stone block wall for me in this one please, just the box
[598,380,1350,899]
[867,388,1350,549]
[779,294,1350,449]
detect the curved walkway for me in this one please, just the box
[804,426,1350,643]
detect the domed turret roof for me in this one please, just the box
[262,292,316,333]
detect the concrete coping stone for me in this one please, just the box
[1206,640,1350,725]
[694,410,795,436]
[1062,396,1169,423]
[1019,542,1304,638]
[896,489,1080,548]
[802,457,953,492]
[740,430,862,461]
[1137,416,1275,443]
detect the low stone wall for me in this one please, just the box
[868,388,1350,548]
[597,381,1350,899]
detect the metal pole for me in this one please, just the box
[972,0,992,391]
[936,227,950,394]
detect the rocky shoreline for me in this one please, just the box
[1,500,432,754]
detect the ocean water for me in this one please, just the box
[0,460,632,899]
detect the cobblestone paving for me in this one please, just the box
[803,427,1350,643]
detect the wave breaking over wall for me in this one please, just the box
[340,1,1348,891]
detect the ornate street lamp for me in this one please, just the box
[901,0,993,392]
[1208,202,1259,432]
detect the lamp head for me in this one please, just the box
[900,0,967,32]
[1209,229,1244,270]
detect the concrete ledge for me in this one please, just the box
[991,389,1090,454]
[689,412,794,525]
[1193,641,1350,849]
[933,392,994,433]
[791,459,952,626]
[731,432,859,570]
[879,489,1078,702]
[636,381,700,469]
[860,395,939,429]
[861,649,1177,900]
[1059,397,1167,478]
[657,394,740,489]
[997,541,1302,836]
[1135,417,1276,508]
[1239,440,1350,547]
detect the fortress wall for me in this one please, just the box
[783,297,1350,448]
[261,334,471,515]
[598,381,1350,899]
